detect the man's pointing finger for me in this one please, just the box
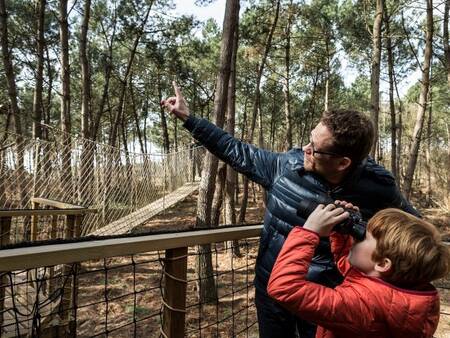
[172,81,182,98]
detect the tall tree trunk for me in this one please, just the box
[403,0,433,200]
[109,2,152,147]
[253,0,280,148]
[324,36,331,112]
[211,161,226,226]
[157,73,170,153]
[33,0,45,140]
[79,0,93,205]
[195,0,239,304]
[383,5,397,179]
[32,0,46,201]
[0,0,25,208]
[92,12,117,140]
[283,2,293,150]
[393,70,403,184]
[444,0,450,88]
[80,0,91,140]
[300,67,319,147]
[426,86,432,205]
[129,74,145,153]
[446,123,450,205]
[224,26,240,256]
[241,0,280,222]
[59,0,73,201]
[370,0,383,158]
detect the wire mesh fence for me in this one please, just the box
[0,231,259,338]
[0,131,204,243]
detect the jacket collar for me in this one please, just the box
[297,157,369,193]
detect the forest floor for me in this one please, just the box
[76,184,449,337]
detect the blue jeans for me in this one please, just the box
[255,288,317,338]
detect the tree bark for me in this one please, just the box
[92,12,117,140]
[393,70,403,184]
[251,0,280,148]
[80,0,91,140]
[157,73,170,153]
[195,0,239,304]
[224,26,240,256]
[444,0,450,88]
[241,0,280,222]
[59,0,73,201]
[79,0,94,205]
[31,0,46,201]
[283,2,293,150]
[383,4,398,179]
[426,85,432,205]
[33,0,45,140]
[403,0,433,200]
[0,0,25,207]
[370,0,383,158]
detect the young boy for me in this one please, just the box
[267,202,449,338]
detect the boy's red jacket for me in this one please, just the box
[267,227,441,338]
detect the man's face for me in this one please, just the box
[348,230,378,275]
[302,122,342,177]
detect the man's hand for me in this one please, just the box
[161,81,190,121]
[303,203,350,237]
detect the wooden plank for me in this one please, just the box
[0,225,262,271]
[0,209,98,217]
[30,198,85,209]
[31,201,39,241]
[91,181,199,236]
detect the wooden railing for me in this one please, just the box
[0,222,262,337]
[0,199,98,337]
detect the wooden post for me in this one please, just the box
[31,201,40,241]
[0,216,12,332]
[69,215,83,336]
[48,215,58,296]
[59,215,76,337]
[162,247,188,338]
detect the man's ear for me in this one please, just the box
[374,258,392,274]
[337,157,352,172]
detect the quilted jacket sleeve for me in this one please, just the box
[330,232,353,275]
[268,227,369,331]
[184,116,281,188]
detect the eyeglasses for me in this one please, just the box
[309,140,343,158]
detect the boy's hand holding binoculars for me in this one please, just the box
[303,200,359,237]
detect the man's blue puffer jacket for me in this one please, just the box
[184,116,419,293]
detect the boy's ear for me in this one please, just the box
[374,258,392,274]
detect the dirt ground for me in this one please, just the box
[75,187,264,337]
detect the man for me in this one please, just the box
[162,82,418,338]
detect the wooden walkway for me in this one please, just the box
[90,181,200,236]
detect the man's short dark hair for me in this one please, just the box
[320,109,374,164]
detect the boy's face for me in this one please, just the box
[348,231,379,276]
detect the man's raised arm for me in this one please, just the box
[161,82,282,189]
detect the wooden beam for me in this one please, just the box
[30,197,85,209]
[0,225,262,271]
[0,209,98,217]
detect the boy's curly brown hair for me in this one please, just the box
[367,208,450,287]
